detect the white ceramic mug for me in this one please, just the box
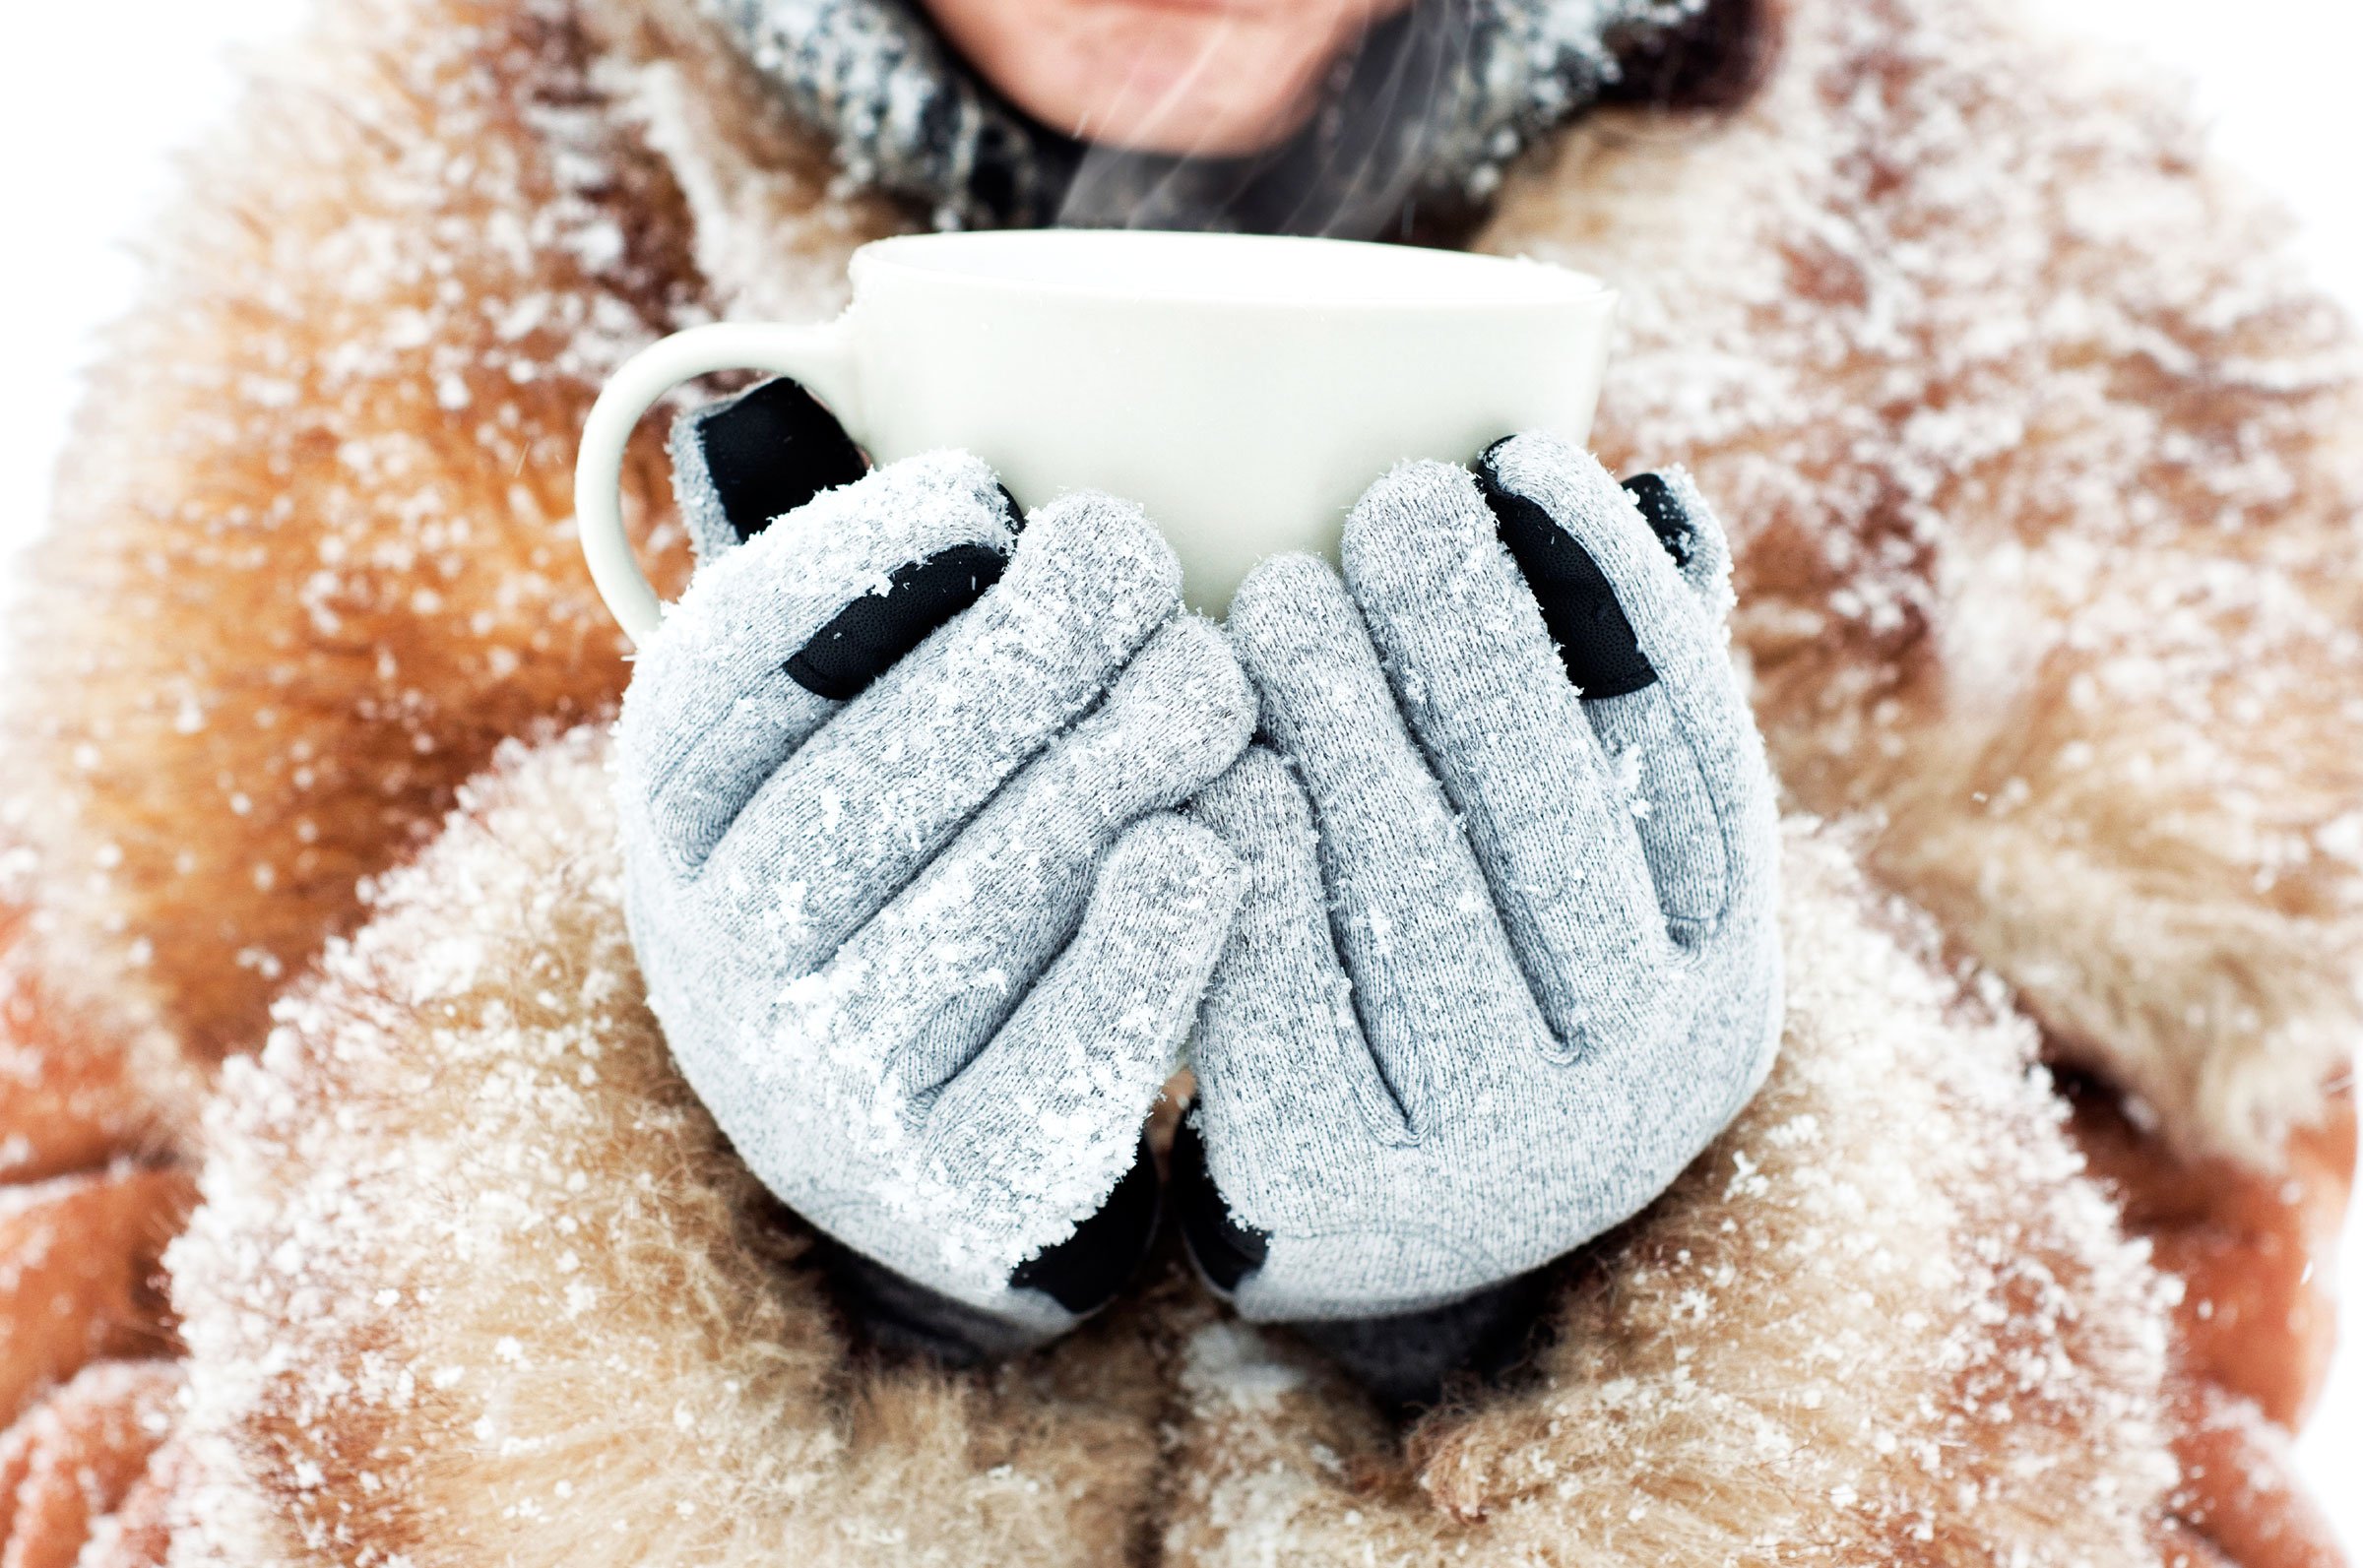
[575,229,1617,641]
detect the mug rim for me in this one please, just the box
[852,229,1615,315]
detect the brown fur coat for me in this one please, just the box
[0,0,2354,1560]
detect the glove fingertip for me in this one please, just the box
[669,409,739,568]
[1625,465,1735,616]
[1226,551,1353,680]
[672,377,869,564]
[1167,613,1263,770]
[1134,807,1245,889]
[1475,450,1658,700]
[1337,460,1489,606]
[1019,491,1184,621]
[1619,471,1695,567]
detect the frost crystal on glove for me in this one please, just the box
[1180,436,1781,1356]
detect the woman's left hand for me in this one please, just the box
[1177,437,1783,1400]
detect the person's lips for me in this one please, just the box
[927,0,1411,157]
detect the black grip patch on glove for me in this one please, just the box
[784,540,1011,701]
[1619,471,1695,568]
[1171,1115,1270,1293]
[694,376,871,544]
[1477,439,1658,701]
[1010,1136,1164,1314]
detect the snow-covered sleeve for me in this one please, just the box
[165,727,1172,1566]
[1160,824,2199,1566]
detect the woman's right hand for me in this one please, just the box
[614,388,1252,1358]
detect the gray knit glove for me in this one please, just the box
[1178,435,1781,1391]
[618,387,1252,1357]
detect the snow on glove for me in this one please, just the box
[618,382,1254,1359]
[1179,434,1781,1401]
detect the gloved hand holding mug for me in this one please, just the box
[616,383,1254,1359]
[616,383,1784,1398]
[1176,434,1783,1406]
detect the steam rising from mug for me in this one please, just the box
[574,230,1616,645]
[1053,1,1486,238]
[1053,0,1707,237]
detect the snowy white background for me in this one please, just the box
[0,0,2354,1548]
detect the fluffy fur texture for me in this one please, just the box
[0,0,901,1076]
[1161,827,2174,1565]
[0,1360,183,1565]
[168,731,1173,1566]
[0,0,2353,1559]
[163,729,2186,1566]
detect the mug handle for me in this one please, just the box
[574,319,865,647]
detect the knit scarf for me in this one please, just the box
[708,0,1704,236]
